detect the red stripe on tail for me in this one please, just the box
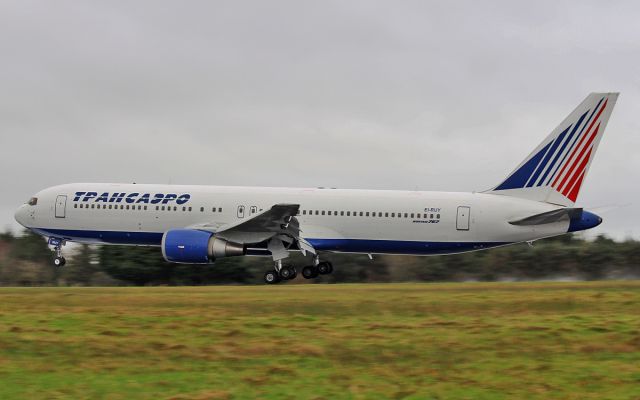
[558,124,600,193]
[566,170,586,202]
[552,99,607,188]
[561,147,592,198]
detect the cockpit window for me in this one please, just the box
[27,197,38,206]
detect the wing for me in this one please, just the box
[189,204,302,243]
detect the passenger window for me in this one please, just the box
[322,211,325,215]
[219,208,222,212]
[108,205,112,209]
[411,213,414,218]
[334,211,338,215]
[188,207,192,212]
[315,210,319,215]
[174,206,177,211]
[74,204,77,209]
[404,213,408,218]
[303,210,307,215]
[437,214,440,219]
[200,207,204,212]
[144,206,147,210]
[347,211,350,216]
[359,212,363,216]
[212,207,216,212]
[391,213,395,217]
[125,205,129,210]
[161,206,165,211]
[366,212,370,217]
[385,212,389,217]
[340,211,344,216]
[328,211,332,216]
[372,212,376,217]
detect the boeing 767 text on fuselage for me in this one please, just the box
[15,93,618,283]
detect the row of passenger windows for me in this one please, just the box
[74,203,223,213]
[300,210,440,219]
[73,203,438,220]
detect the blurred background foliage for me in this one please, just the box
[0,230,638,286]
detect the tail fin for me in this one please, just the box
[487,92,619,206]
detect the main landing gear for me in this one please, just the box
[263,259,333,284]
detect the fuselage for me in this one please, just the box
[14,183,600,256]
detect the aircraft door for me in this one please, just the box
[55,195,67,218]
[237,205,245,218]
[456,206,470,230]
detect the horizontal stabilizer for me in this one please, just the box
[509,208,583,226]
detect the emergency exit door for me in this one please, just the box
[456,206,470,230]
[55,195,67,218]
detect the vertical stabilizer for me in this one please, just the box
[487,92,618,206]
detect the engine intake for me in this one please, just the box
[161,229,246,264]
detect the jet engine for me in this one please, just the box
[161,229,245,264]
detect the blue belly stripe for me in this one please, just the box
[30,228,510,255]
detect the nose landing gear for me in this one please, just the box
[49,238,66,268]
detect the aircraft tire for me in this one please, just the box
[264,270,281,284]
[279,265,296,280]
[302,265,318,279]
[317,262,333,275]
[54,257,66,268]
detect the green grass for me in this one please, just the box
[0,282,639,399]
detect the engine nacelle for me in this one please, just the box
[161,229,246,264]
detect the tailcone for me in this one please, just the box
[568,210,603,233]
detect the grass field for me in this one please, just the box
[0,282,639,399]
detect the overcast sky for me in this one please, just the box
[1,0,638,239]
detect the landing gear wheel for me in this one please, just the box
[302,265,319,279]
[264,270,281,284]
[279,265,296,280]
[54,257,66,268]
[317,262,333,275]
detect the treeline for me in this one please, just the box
[0,230,639,286]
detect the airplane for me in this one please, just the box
[14,92,618,284]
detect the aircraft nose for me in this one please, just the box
[14,205,27,227]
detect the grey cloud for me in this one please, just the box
[1,0,639,239]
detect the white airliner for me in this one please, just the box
[15,93,618,283]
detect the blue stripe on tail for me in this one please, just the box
[494,141,552,190]
[539,110,588,186]
[525,125,571,187]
